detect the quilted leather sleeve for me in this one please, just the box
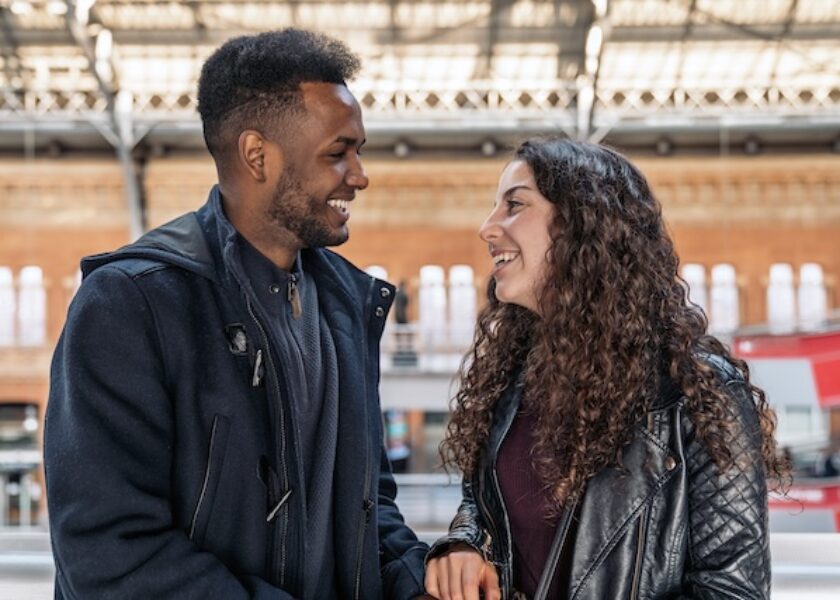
[426,477,490,563]
[680,378,771,599]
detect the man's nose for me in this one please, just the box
[346,159,369,190]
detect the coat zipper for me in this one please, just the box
[353,276,377,600]
[354,497,374,600]
[245,297,291,587]
[287,274,302,320]
[629,504,650,600]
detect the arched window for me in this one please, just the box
[709,264,739,334]
[797,263,827,329]
[17,266,47,346]
[418,265,447,352]
[0,267,14,346]
[767,263,796,333]
[680,263,708,316]
[448,265,476,348]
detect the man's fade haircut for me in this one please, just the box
[197,28,361,159]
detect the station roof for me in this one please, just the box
[0,0,838,156]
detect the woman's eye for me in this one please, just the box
[506,199,523,212]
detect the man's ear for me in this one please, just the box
[238,130,281,183]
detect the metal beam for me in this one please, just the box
[578,0,606,141]
[689,0,836,74]
[770,0,800,87]
[64,0,145,240]
[0,7,23,91]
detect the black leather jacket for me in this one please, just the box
[429,357,771,599]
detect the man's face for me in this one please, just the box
[266,82,368,250]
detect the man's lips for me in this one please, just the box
[326,198,352,223]
[326,198,351,213]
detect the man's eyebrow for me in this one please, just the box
[333,136,366,147]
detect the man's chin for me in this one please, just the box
[308,228,349,248]
[331,226,350,246]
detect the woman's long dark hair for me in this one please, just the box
[441,138,788,512]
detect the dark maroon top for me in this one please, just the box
[496,407,563,599]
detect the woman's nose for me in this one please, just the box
[479,210,501,243]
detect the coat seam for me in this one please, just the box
[109,263,174,390]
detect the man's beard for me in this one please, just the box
[266,169,348,249]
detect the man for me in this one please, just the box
[45,29,428,599]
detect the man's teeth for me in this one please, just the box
[327,199,349,212]
[493,252,518,265]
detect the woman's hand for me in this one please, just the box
[425,543,501,600]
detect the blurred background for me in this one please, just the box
[0,0,838,597]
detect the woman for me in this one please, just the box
[425,138,787,600]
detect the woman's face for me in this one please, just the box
[479,160,555,314]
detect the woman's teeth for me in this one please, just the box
[327,199,349,213]
[493,252,518,266]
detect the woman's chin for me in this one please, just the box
[495,290,536,313]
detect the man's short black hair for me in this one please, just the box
[197,28,361,159]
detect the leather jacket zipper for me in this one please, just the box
[487,394,518,599]
[533,497,578,600]
[630,504,650,599]
[245,297,291,587]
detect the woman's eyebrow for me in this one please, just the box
[501,185,532,202]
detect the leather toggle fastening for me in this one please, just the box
[266,489,293,523]
[257,456,292,523]
[251,349,264,387]
[224,324,249,356]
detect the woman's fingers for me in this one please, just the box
[426,548,493,600]
[480,561,502,600]
[460,558,483,600]
[425,558,440,598]
[436,555,452,599]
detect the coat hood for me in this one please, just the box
[81,211,217,282]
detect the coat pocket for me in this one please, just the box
[189,414,231,546]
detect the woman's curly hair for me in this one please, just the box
[441,138,789,512]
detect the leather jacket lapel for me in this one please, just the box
[569,425,679,595]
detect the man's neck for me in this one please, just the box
[219,187,299,272]
[243,237,298,272]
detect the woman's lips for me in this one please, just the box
[492,254,519,276]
